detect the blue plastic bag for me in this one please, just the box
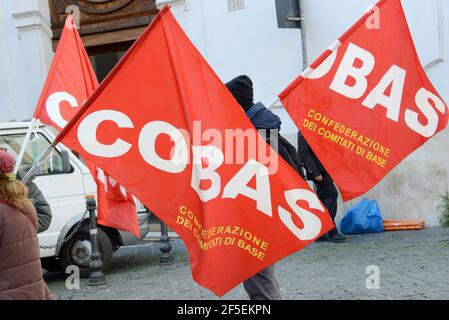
[340,199,384,235]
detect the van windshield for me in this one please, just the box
[0,133,67,178]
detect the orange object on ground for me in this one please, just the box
[382,220,425,231]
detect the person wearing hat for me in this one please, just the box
[226,75,302,300]
[0,147,52,234]
[0,150,53,299]
[225,75,301,174]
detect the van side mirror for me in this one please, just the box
[60,151,71,173]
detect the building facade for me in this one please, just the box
[1,0,448,226]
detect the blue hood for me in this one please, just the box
[245,102,281,130]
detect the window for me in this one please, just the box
[89,51,126,83]
[0,133,71,178]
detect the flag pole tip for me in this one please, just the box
[161,4,172,12]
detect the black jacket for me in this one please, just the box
[245,102,302,175]
[297,132,326,180]
[27,181,52,233]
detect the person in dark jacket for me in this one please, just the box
[1,147,52,233]
[297,133,346,242]
[27,179,52,233]
[226,75,300,300]
[226,75,302,175]
[0,149,53,300]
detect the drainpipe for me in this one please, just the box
[299,0,308,70]
[269,0,308,109]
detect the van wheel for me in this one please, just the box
[59,225,113,278]
[41,257,63,272]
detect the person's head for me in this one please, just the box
[0,149,31,210]
[225,75,254,111]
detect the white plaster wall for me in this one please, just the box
[0,0,53,122]
[160,0,304,114]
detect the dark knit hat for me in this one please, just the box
[0,149,15,174]
[225,75,254,111]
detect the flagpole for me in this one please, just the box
[269,0,307,111]
[267,97,281,110]
[299,0,308,69]
[21,142,55,184]
[13,117,38,175]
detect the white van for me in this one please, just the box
[0,122,151,275]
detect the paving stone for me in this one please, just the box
[45,227,449,300]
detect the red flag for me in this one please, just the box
[279,0,449,201]
[34,15,98,131]
[33,15,139,237]
[53,7,334,295]
[95,167,140,237]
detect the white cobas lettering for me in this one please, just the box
[77,112,325,241]
[309,42,447,138]
[46,91,79,128]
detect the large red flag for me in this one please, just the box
[280,0,448,201]
[33,15,139,237]
[53,7,334,295]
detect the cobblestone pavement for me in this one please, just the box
[45,228,449,300]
